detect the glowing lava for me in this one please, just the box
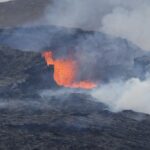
[42,51,96,89]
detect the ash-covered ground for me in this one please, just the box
[0,26,150,150]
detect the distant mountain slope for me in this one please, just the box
[0,0,50,27]
[0,26,150,82]
[0,25,142,52]
[0,27,150,150]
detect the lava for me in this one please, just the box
[42,51,96,89]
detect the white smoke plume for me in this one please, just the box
[101,2,150,51]
[44,0,150,51]
[91,75,150,114]
[42,0,150,114]
[1,0,150,115]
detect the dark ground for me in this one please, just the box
[0,43,150,150]
[1,94,150,150]
[0,1,150,149]
[0,26,150,149]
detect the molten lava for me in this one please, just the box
[42,51,96,89]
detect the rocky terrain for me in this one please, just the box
[0,0,150,149]
[1,92,150,150]
[0,26,150,149]
[1,25,150,82]
[0,44,57,98]
[0,45,150,150]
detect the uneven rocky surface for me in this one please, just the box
[0,92,150,150]
[0,26,150,149]
[0,44,150,150]
[0,25,149,82]
[0,0,150,148]
[0,45,57,98]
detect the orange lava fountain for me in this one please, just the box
[42,51,96,89]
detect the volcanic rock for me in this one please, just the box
[0,25,150,82]
[0,45,57,98]
[0,45,150,150]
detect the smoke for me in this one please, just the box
[43,0,150,51]
[44,0,142,30]
[0,0,149,51]
[44,0,111,30]
[73,33,144,82]
[38,0,150,115]
[101,2,150,51]
[2,0,150,51]
[92,75,150,114]
[1,0,150,114]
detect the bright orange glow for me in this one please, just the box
[42,51,96,89]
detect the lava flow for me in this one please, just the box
[42,51,96,89]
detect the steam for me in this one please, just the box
[44,0,150,51]
[42,0,150,115]
[92,75,150,114]
[101,2,150,51]
[44,0,111,30]
[1,0,150,115]
[44,0,141,30]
